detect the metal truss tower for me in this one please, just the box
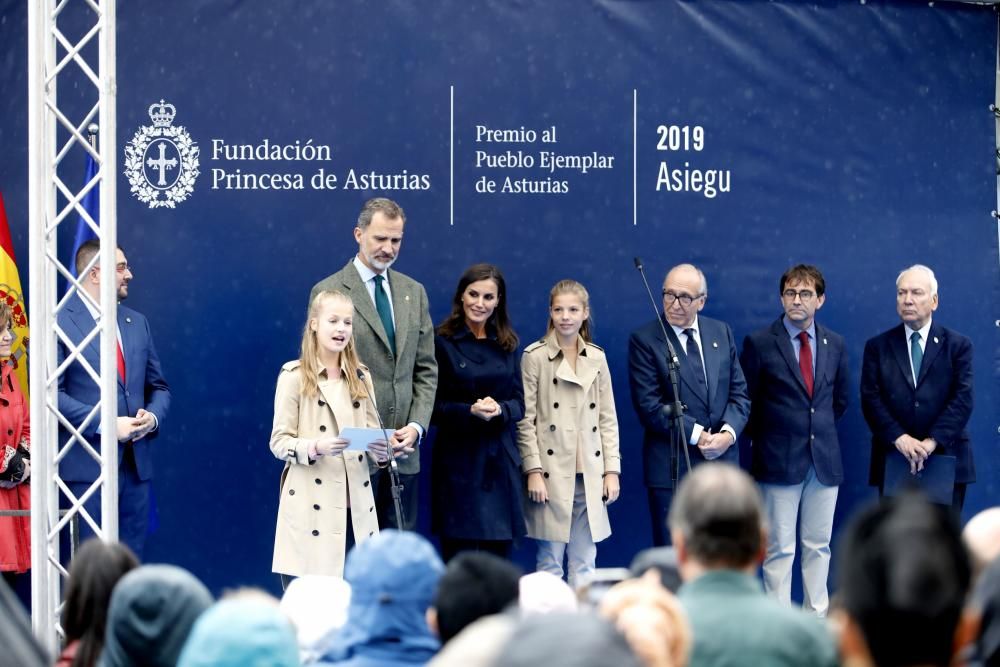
[27,0,119,653]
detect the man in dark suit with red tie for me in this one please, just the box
[740,265,849,617]
[861,264,974,510]
[58,240,171,558]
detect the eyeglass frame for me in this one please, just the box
[781,289,816,301]
[662,290,705,307]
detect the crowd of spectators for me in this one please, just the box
[4,463,1000,667]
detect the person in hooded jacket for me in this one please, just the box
[98,564,212,667]
[318,529,444,667]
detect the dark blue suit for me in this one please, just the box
[861,322,974,495]
[740,318,849,486]
[629,314,750,545]
[57,293,171,556]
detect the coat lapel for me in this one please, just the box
[889,324,916,388]
[771,318,809,396]
[700,318,721,406]
[318,375,354,434]
[813,322,830,393]
[388,269,410,356]
[65,294,102,370]
[546,334,599,393]
[341,262,391,352]
[916,323,944,387]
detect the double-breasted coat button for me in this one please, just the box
[353,401,361,408]
[589,402,596,409]
[318,399,326,407]
[312,530,319,536]
[319,425,327,432]
[547,449,554,455]
[6,429,12,435]
[313,504,320,510]
[358,454,364,461]
[595,450,601,457]
[369,531,375,536]
[369,507,374,512]
[543,472,550,478]
[553,378,558,385]
[288,489,295,496]
[553,402,559,409]
[549,424,556,432]
[315,478,322,485]
[592,426,598,432]
[364,480,370,487]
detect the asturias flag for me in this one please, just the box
[0,192,30,400]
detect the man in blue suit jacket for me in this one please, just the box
[629,263,750,546]
[740,265,849,617]
[861,264,974,510]
[58,240,171,557]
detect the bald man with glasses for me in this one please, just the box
[628,263,750,546]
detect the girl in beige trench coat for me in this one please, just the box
[517,280,621,589]
[271,290,397,584]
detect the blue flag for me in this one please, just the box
[70,153,100,277]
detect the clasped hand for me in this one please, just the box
[895,434,937,474]
[470,397,502,421]
[697,430,733,460]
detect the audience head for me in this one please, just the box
[428,552,521,645]
[279,575,351,663]
[668,463,765,576]
[62,540,139,667]
[323,530,443,662]
[546,279,593,342]
[99,564,213,667]
[600,570,692,667]
[493,612,641,667]
[835,492,972,667]
[437,263,518,352]
[177,592,298,667]
[629,547,683,593]
[963,507,1000,577]
[519,571,578,615]
[969,557,1000,667]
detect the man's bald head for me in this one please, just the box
[964,507,1000,576]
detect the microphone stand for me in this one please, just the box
[634,258,692,485]
[357,369,405,530]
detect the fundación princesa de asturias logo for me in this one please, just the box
[123,100,200,209]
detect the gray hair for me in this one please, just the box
[668,464,765,568]
[666,263,708,297]
[896,264,938,296]
[356,197,405,230]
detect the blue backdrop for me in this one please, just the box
[0,0,997,598]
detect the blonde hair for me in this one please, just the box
[545,279,593,343]
[299,290,366,400]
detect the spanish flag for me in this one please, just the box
[0,192,29,401]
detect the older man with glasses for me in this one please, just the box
[628,263,750,546]
[739,264,849,617]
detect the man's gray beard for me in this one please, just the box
[364,251,396,272]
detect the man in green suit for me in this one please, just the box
[310,198,438,530]
[670,464,837,667]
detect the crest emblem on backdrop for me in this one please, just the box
[123,100,200,209]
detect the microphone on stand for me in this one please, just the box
[357,368,404,529]
[633,257,692,479]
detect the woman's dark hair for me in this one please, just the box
[62,540,140,667]
[436,263,518,352]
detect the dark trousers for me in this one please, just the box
[370,467,419,530]
[439,537,512,563]
[647,487,675,547]
[64,450,150,560]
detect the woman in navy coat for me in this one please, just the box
[431,263,526,561]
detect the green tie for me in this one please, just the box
[373,274,396,353]
[910,331,923,384]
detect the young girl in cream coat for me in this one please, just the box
[271,290,394,584]
[517,280,621,589]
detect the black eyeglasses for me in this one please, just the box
[782,289,816,301]
[662,290,703,307]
